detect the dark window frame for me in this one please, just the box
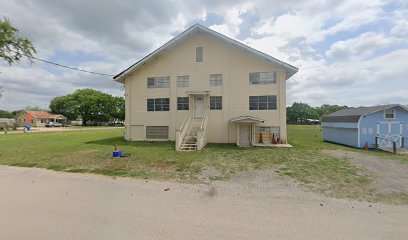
[249,95,277,110]
[177,97,189,110]
[147,98,170,112]
[210,96,222,110]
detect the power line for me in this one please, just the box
[10,50,115,77]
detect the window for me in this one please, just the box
[249,72,276,84]
[196,47,203,62]
[177,97,189,110]
[147,76,170,88]
[147,98,170,111]
[146,126,169,139]
[177,75,189,87]
[210,96,222,110]
[384,109,395,119]
[210,74,222,86]
[255,126,280,143]
[249,95,277,110]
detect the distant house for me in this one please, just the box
[15,111,68,127]
[113,24,298,151]
[321,104,408,150]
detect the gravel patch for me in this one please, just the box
[324,149,408,194]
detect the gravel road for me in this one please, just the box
[0,166,407,240]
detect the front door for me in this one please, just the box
[239,124,251,147]
[194,96,204,119]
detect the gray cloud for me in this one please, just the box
[0,0,407,111]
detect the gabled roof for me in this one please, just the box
[114,24,298,83]
[322,104,408,123]
[24,111,67,119]
[230,115,265,123]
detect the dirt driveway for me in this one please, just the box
[325,150,408,194]
[1,166,407,240]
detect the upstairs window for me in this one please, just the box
[147,76,170,88]
[210,74,222,86]
[249,95,277,110]
[147,98,170,111]
[384,109,395,119]
[177,97,189,110]
[249,72,276,84]
[177,75,189,87]
[196,47,203,62]
[210,96,222,110]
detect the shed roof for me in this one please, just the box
[113,24,298,83]
[322,104,408,123]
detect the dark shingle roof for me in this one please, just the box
[322,104,407,123]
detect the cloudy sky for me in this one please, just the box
[1,0,407,111]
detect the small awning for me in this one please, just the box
[230,116,265,123]
[185,90,210,95]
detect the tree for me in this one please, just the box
[316,104,348,119]
[0,18,36,99]
[0,109,13,118]
[111,97,125,122]
[0,18,36,64]
[49,95,79,120]
[50,89,123,126]
[287,102,317,124]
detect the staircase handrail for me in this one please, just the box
[197,110,209,150]
[176,111,192,150]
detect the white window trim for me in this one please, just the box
[177,75,189,87]
[209,74,222,86]
[196,46,203,63]
[384,109,396,119]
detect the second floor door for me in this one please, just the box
[194,96,204,119]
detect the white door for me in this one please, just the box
[194,96,204,119]
[239,124,251,147]
[377,122,402,147]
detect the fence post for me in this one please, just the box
[375,137,378,149]
[393,141,397,154]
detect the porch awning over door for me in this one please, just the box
[230,116,265,123]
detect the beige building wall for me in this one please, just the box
[124,31,288,143]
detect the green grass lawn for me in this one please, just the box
[0,126,407,203]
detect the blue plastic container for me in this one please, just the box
[112,151,122,157]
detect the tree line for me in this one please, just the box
[1,89,125,126]
[287,102,348,124]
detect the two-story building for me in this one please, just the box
[114,24,298,151]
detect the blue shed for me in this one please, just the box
[322,104,408,150]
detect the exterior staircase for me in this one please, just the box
[179,119,202,151]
